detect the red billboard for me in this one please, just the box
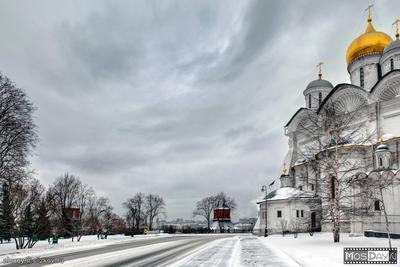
[213,208,231,221]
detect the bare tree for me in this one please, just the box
[213,192,237,210]
[71,183,92,241]
[193,196,215,232]
[0,73,38,247]
[12,179,43,249]
[193,192,236,232]
[85,196,111,235]
[145,194,165,230]
[50,173,82,237]
[0,73,37,183]
[296,103,375,243]
[123,193,146,232]
[354,170,400,248]
[277,219,288,236]
[101,206,116,235]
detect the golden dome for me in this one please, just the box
[346,18,392,65]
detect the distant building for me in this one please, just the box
[212,207,233,233]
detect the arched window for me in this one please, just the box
[360,67,364,88]
[308,94,312,108]
[377,64,382,79]
[374,200,380,211]
[330,176,336,199]
[390,58,394,71]
[318,92,322,106]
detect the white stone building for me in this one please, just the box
[255,14,400,236]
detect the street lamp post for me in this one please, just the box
[261,185,268,237]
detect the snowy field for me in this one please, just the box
[260,232,400,267]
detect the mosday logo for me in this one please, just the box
[344,247,397,264]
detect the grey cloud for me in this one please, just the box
[2,0,400,219]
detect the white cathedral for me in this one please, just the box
[255,12,400,237]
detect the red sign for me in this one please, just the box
[64,208,81,220]
[213,208,230,221]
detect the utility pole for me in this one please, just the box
[261,185,268,237]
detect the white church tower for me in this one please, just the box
[303,63,333,110]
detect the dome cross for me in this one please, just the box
[393,19,400,39]
[365,4,373,22]
[317,62,323,79]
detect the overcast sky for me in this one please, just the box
[0,0,399,220]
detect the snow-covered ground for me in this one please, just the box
[171,235,299,267]
[260,232,400,267]
[2,233,393,266]
[0,234,169,265]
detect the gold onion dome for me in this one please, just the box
[346,17,392,65]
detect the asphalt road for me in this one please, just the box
[3,235,232,267]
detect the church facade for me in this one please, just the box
[255,13,400,236]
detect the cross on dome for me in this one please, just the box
[317,62,323,80]
[393,19,400,39]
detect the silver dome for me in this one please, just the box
[306,79,333,90]
[383,39,400,54]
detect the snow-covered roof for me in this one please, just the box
[258,187,315,203]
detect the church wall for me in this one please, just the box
[379,97,400,138]
[382,184,400,217]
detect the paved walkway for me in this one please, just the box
[175,235,299,267]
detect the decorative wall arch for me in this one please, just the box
[285,108,316,133]
[370,70,400,102]
[325,85,368,113]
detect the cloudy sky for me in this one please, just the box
[0,0,399,220]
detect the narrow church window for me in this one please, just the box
[330,176,336,199]
[311,184,314,191]
[377,64,382,80]
[299,185,303,191]
[379,157,383,167]
[296,210,299,217]
[277,210,282,218]
[391,58,394,71]
[318,92,322,106]
[301,210,304,217]
[374,200,380,211]
[360,67,364,88]
[308,94,312,108]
